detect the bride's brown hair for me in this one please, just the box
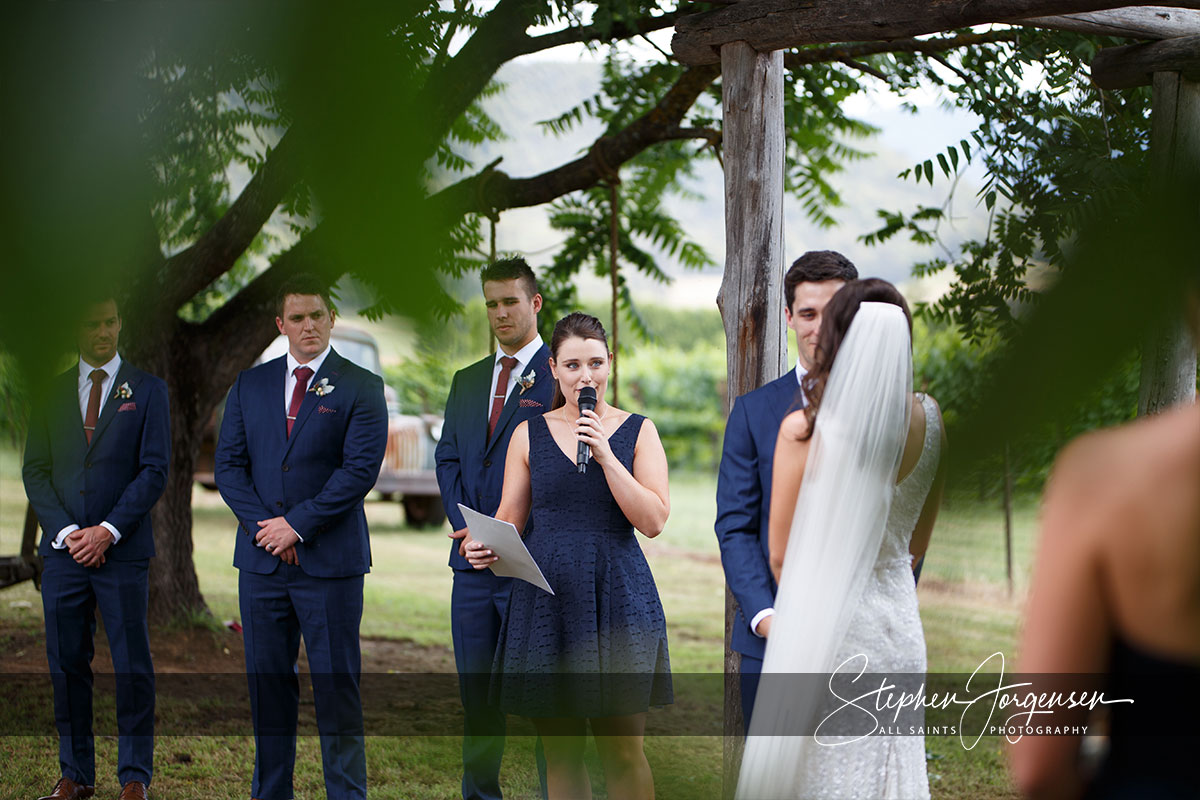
[800,279,912,440]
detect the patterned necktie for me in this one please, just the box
[488,356,519,439]
[287,366,314,437]
[83,368,105,444]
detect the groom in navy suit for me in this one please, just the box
[715,251,857,731]
[23,294,169,800]
[215,273,387,800]
[436,257,553,800]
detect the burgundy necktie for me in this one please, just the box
[83,368,105,444]
[287,366,314,437]
[488,356,518,439]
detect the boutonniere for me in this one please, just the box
[113,381,133,400]
[308,377,335,397]
[517,369,536,395]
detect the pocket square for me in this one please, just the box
[318,405,337,414]
[519,398,543,408]
[118,402,137,412]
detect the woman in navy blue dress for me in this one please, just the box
[464,312,672,800]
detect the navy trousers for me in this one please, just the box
[41,555,155,787]
[451,568,511,800]
[240,565,366,800]
[739,653,763,736]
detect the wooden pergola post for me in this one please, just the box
[1140,71,1199,413]
[716,40,785,798]
[1092,36,1200,412]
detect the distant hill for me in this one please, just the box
[456,60,988,307]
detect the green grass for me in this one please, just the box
[0,448,1035,799]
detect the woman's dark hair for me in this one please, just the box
[549,312,609,410]
[799,278,912,439]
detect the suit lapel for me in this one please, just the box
[87,362,137,453]
[283,350,342,458]
[484,345,549,456]
[57,368,89,450]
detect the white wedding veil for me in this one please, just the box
[736,301,913,799]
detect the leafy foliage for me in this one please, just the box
[864,29,1153,343]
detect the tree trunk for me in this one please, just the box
[717,41,785,800]
[123,300,285,622]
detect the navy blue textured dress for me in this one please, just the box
[492,413,673,718]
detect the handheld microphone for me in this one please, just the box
[576,386,597,474]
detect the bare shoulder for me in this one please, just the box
[510,419,530,448]
[779,409,811,442]
[631,413,661,446]
[1047,404,1200,538]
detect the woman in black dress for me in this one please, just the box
[465,312,672,800]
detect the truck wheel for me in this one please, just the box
[402,495,447,529]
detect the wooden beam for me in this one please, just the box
[716,40,785,799]
[1023,7,1200,39]
[672,0,1200,66]
[1091,33,1200,87]
[1139,71,1199,414]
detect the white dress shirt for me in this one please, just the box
[53,354,125,549]
[284,345,332,414]
[749,362,809,637]
[275,344,332,544]
[485,336,545,419]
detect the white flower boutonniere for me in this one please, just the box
[113,382,133,400]
[309,378,335,397]
[517,369,536,395]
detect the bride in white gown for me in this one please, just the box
[737,279,947,800]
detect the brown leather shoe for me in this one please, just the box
[36,777,95,800]
[116,783,147,800]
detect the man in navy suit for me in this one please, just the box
[436,257,554,800]
[215,273,387,800]
[23,295,170,800]
[715,251,858,731]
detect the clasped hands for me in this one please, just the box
[65,526,114,568]
[256,516,300,565]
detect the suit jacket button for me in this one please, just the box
[85,462,91,468]
[79,490,85,495]
[282,464,290,472]
[275,501,283,508]
[483,459,492,467]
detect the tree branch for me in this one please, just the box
[429,63,722,217]
[513,10,691,57]
[159,130,298,313]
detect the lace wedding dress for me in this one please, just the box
[792,392,941,799]
[737,303,940,800]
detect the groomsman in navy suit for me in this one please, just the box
[23,294,170,800]
[215,273,387,800]
[436,257,554,800]
[715,251,858,731]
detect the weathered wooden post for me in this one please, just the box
[716,41,785,798]
[1092,35,1200,413]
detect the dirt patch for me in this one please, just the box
[0,617,456,675]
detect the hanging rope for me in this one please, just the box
[608,179,620,408]
[589,137,623,407]
[488,214,498,355]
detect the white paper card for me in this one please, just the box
[457,504,554,595]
